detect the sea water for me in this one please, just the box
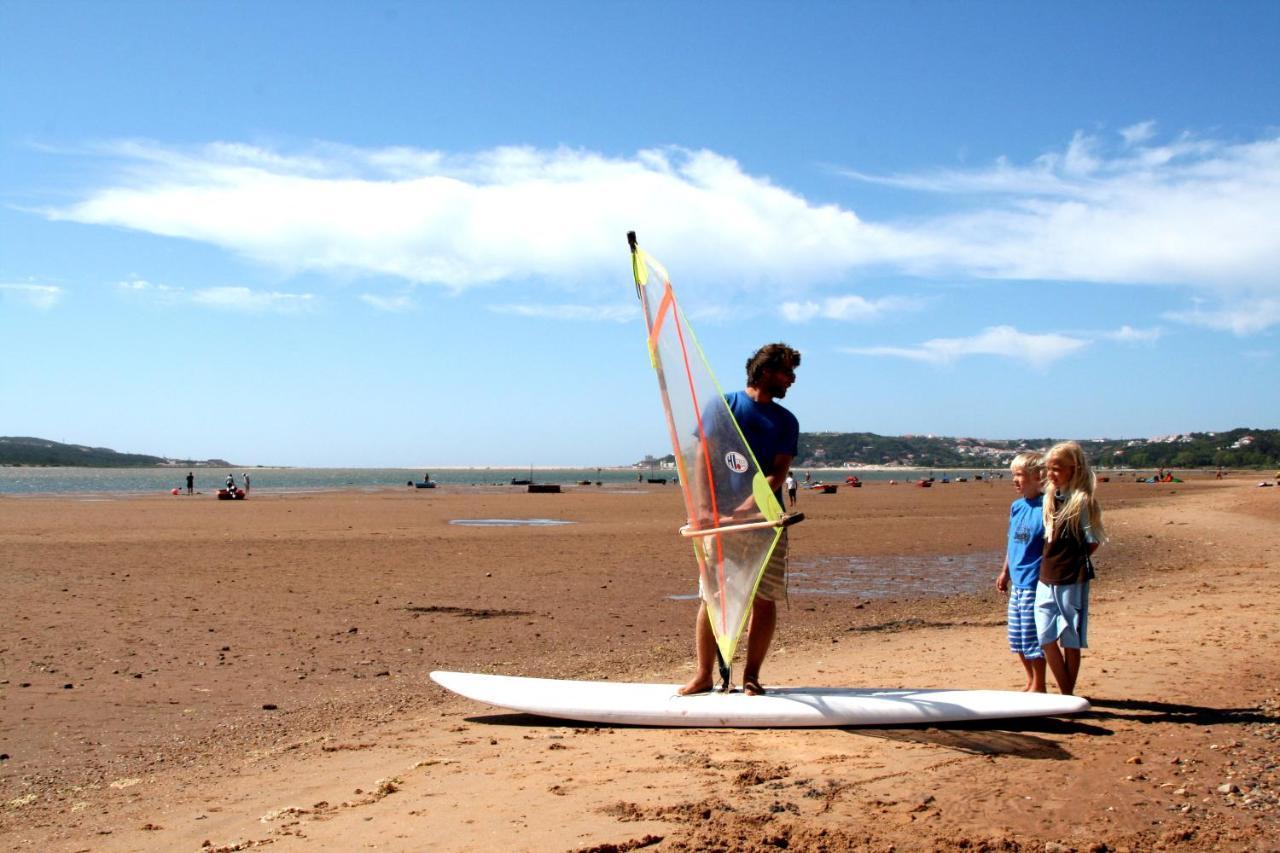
[0,466,1000,497]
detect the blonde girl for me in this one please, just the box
[1035,441,1104,695]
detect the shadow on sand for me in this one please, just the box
[465,711,1108,760]
[1085,696,1271,726]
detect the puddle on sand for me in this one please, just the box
[666,552,999,601]
[789,552,1000,599]
[449,518,576,527]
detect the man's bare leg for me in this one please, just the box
[678,603,716,695]
[742,598,777,695]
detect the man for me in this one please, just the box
[186,471,194,495]
[679,342,801,696]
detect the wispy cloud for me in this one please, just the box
[488,303,637,322]
[1101,324,1163,344]
[189,286,313,313]
[0,282,63,310]
[1164,298,1280,336]
[843,325,1089,369]
[359,293,416,312]
[35,128,1280,331]
[117,278,314,313]
[781,293,926,323]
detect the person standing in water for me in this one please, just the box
[679,342,801,697]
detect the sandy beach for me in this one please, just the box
[2,477,1277,851]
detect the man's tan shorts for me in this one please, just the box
[754,530,789,602]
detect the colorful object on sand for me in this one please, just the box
[627,232,800,668]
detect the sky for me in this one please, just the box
[1,1,1278,467]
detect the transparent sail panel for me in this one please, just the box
[631,245,784,663]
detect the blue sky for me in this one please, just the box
[2,1,1277,467]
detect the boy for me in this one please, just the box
[995,451,1046,692]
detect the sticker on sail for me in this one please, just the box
[724,451,750,473]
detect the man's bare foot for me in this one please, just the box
[678,677,713,696]
[742,678,766,696]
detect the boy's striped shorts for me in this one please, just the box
[1007,585,1043,658]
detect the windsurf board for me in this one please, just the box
[430,671,1089,728]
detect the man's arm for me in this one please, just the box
[767,454,794,496]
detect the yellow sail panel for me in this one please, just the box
[628,236,784,664]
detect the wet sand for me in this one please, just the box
[2,477,1277,851]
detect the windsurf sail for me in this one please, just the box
[627,232,799,668]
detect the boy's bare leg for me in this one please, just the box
[678,603,716,695]
[742,598,776,695]
[1020,655,1047,692]
[1041,642,1073,695]
[1062,648,1081,696]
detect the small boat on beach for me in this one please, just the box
[217,488,246,500]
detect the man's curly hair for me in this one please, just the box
[745,343,801,387]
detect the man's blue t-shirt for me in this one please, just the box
[1006,494,1045,589]
[723,390,799,478]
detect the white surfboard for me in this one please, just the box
[430,671,1089,728]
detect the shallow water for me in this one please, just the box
[666,551,1000,601]
[0,466,1000,496]
[448,518,577,527]
[790,552,999,599]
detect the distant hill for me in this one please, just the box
[643,428,1279,470]
[797,428,1280,469]
[0,437,232,468]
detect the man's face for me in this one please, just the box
[760,362,796,398]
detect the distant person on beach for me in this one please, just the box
[785,471,798,508]
[186,471,194,495]
[679,342,801,698]
[803,471,811,485]
[995,452,1047,692]
[226,474,235,492]
[1037,441,1105,696]
[242,473,250,494]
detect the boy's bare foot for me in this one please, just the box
[742,678,766,696]
[677,677,713,696]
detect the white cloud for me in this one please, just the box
[189,286,313,313]
[359,293,416,312]
[488,303,637,322]
[1120,121,1157,147]
[1164,298,1280,336]
[838,131,1280,297]
[781,294,926,323]
[46,141,915,295]
[1101,324,1163,344]
[35,130,1280,332]
[114,278,313,313]
[843,325,1088,368]
[0,283,63,309]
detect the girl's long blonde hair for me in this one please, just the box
[1042,441,1106,543]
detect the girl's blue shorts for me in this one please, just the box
[1034,580,1089,648]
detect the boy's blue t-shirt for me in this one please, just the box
[1006,494,1045,589]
